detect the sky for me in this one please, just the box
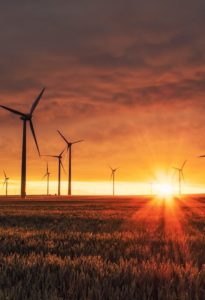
[1,1,205,195]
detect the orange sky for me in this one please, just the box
[1,1,205,195]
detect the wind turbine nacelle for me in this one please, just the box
[20,114,32,121]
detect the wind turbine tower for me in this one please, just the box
[109,166,119,196]
[42,163,51,195]
[0,88,45,198]
[57,130,83,196]
[3,170,9,196]
[173,160,187,195]
[43,149,65,196]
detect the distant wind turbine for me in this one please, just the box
[42,163,51,195]
[173,160,187,195]
[57,130,83,195]
[0,88,45,198]
[42,149,65,196]
[3,170,9,196]
[109,166,119,196]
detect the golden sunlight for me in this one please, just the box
[154,183,174,197]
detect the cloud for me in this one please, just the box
[0,0,205,182]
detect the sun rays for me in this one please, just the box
[154,183,174,197]
[128,195,202,264]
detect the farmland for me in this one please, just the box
[0,195,205,299]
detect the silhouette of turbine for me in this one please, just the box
[42,163,51,195]
[0,88,45,198]
[173,160,187,195]
[109,166,119,196]
[57,130,83,196]
[3,170,9,196]
[42,149,65,196]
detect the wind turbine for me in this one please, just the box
[42,149,65,196]
[173,160,187,195]
[109,166,119,196]
[42,163,51,195]
[57,130,83,195]
[3,170,9,196]
[0,88,45,198]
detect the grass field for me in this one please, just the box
[0,195,205,300]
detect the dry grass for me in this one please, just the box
[0,195,205,299]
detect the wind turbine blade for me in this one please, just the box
[0,105,25,116]
[172,168,179,178]
[29,120,40,156]
[110,172,113,180]
[181,170,185,181]
[173,167,180,171]
[59,147,66,157]
[72,139,84,145]
[46,162,49,174]
[108,165,113,171]
[57,130,69,144]
[60,160,66,174]
[41,173,47,180]
[30,88,45,115]
[3,170,6,178]
[199,155,205,158]
[181,160,187,170]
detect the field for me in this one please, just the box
[0,195,205,300]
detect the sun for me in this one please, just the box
[154,183,174,197]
